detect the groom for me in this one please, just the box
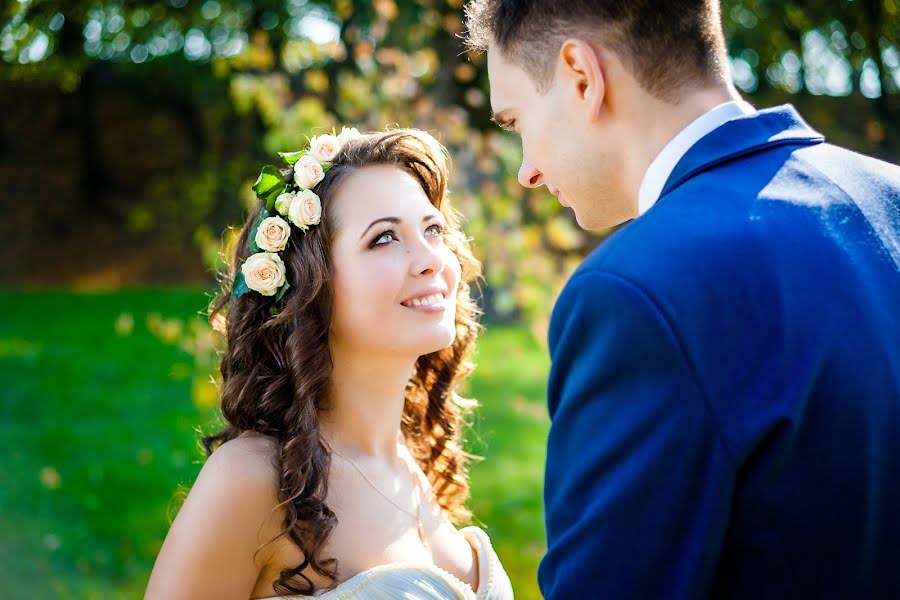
[465,1,900,598]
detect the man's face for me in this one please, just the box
[487,47,633,230]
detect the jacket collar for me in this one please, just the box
[660,104,826,198]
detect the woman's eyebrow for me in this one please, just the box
[359,217,400,240]
[359,214,442,240]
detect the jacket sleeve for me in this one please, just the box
[538,270,736,599]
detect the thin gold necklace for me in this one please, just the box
[332,449,429,549]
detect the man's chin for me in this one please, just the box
[572,203,637,231]
[573,211,626,232]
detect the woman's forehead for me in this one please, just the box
[332,165,436,225]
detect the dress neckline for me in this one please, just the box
[253,526,493,600]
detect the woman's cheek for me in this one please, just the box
[359,255,405,309]
[443,248,462,288]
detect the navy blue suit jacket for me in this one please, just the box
[538,106,900,599]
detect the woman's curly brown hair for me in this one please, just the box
[203,129,483,595]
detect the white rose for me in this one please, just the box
[254,216,291,252]
[293,154,325,189]
[336,126,361,147]
[288,189,322,230]
[309,133,340,163]
[274,191,295,215]
[241,252,286,296]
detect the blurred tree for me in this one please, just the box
[725,0,899,155]
[2,0,898,328]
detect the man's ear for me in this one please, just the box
[558,39,606,122]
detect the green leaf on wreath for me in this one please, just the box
[275,280,291,302]
[278,150,306,166]
[252,165,286,211]
[266,187,284,212]
[248,207,270,253]
[252,165,282,197]
[232,270,251,298]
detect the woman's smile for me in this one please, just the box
[400,286,449,313]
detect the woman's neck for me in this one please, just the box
[321,348,415,460]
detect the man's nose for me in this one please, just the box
[518,159,543,188]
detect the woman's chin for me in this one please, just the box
[416,328,457,357]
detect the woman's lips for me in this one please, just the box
[401,292,447,314]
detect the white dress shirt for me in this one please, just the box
[637,100,756,216]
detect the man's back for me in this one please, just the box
[542,107,900,598]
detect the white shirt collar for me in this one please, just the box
[637,100,756,216]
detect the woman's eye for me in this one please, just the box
[426,223,445,237]
[370,224,444,248]
[372,231,396,247]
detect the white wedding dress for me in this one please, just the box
[257,526,514,599]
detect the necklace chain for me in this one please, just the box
[332,448,429,548]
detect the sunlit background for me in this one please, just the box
[1,1,897,598]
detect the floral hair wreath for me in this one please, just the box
[231,126,362,300]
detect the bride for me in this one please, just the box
[145,128,514,599]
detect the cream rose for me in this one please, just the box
[274,191,295,215]
[293,154,325,189]
[288,189,322,230]
[241,252,286,296]
[254,216,291,252]
[309,134,340,163]
[337,126,361,147]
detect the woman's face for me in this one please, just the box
[329,165,461,358]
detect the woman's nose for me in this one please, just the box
[409,236,444,277]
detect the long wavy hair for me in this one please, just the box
[203,129,483,595]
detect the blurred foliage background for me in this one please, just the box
[1,0,897,598]
[3,0,898,328]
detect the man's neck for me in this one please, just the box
[624,82,742,210]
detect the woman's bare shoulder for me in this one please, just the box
[196,433,285,537]
[208,433,279,480]
[145,433,284,599]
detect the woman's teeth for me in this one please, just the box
[405,293,444,307]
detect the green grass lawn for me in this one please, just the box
[0,289,549,599]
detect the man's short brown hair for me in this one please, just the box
[464,0,730,100]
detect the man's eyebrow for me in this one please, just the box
[359,214,442,240]
[491,109,515,130]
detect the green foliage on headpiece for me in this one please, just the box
[277,150,306,165]
[275,281,290,301]
[252,165,286,212]
[232,271,250,298]
[247,207,271,254]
